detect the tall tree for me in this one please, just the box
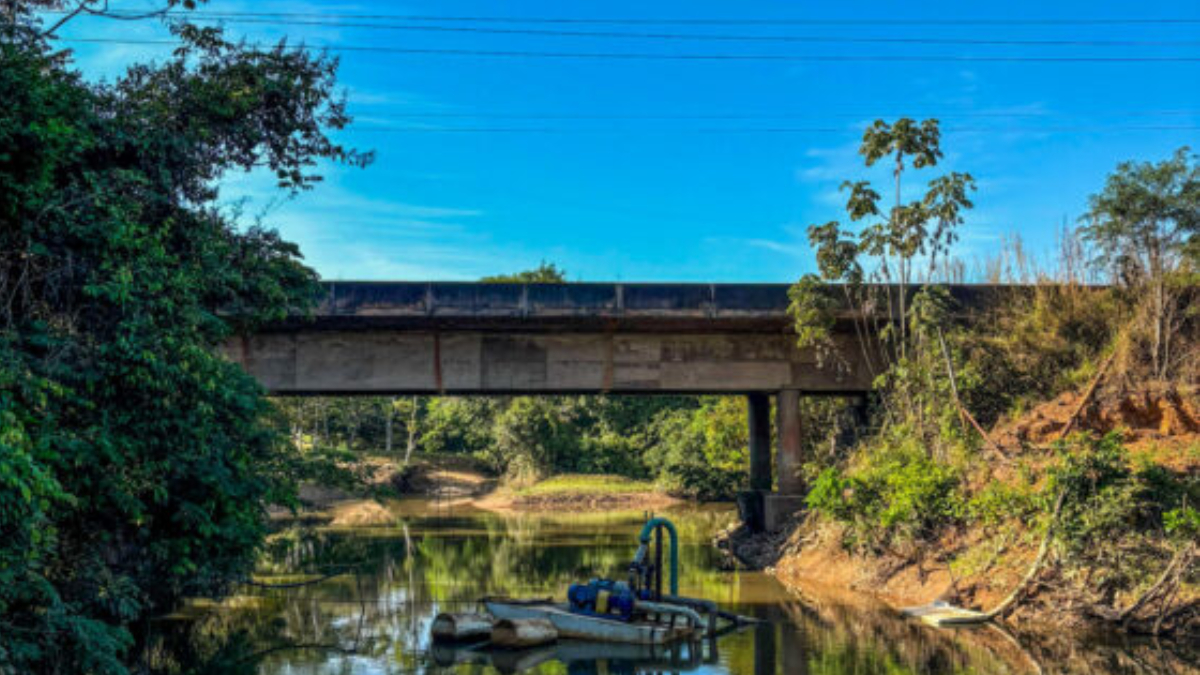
[0,10,368,672]
[1082,147,1199,379]
[789,118,975,435]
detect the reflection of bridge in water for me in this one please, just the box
[227,281,1007,530]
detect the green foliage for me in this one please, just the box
[1032,433,1200,601]
[807,435,962,552]
[787,274,837,354]
[836,118,976,288]
[647,397,749,500]
[806,467,856,522]
[486,396,662,481]
[1081,147,1199,379]
[1049,433,1198,563]
[480,262,568,283]
[1162,506,1200,541]
[512,474,657,496]
[1082,147,1199,285]
[0,15,366,673]
[421,397,499,458]
[966,478,1039,529]
[788,118,981,475]
[277,385,760,501]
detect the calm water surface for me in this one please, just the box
[147,501,1197,675]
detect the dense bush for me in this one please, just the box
[807,432,963,552]
[1050,433,1199,564]
[646,397,749,500]
[421,397,501,458]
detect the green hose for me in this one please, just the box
[638,517,678,596]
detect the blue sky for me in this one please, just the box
[53,1,1200,281]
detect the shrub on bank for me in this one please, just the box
[807,434,963,553]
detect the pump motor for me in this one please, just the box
[567,578,639,622]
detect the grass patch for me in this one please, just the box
[512,474,658,497]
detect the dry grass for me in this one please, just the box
[511,474,658,497]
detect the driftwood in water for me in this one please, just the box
[491,618,558,648]
[431,613,493,642]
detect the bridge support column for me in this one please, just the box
[748,393,772,491]
[738,392,774,532]
[764,389,806,531]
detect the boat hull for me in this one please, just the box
[484,600,698,645]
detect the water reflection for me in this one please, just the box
[137,501,1197,675]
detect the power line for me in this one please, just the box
[75,14,1200,48]
[340,124,1200,134]
[60,38,1200,62]
[74,10,1200,26]
[351,110,1200,121]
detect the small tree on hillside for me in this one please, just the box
[790,119,975,427]
[1082,147,1199,380]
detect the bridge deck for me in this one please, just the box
[275,281,1011,332]
[229,282,1017,395]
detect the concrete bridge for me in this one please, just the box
[226,281,1005,530]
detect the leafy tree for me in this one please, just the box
[646,397,748,500]
[0,11,367,672]
[480,262,568,283]
[790,119,976,438]
[1082,147,1199,379]
[785,120,986,548]
[792,118,975,360]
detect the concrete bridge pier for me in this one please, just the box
[747,393,772,492]
[740,389,808,533]
[765,389,807,531]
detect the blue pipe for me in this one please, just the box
[638,517,678,596]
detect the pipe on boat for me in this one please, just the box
[637,518,679,596]
[663,594,762,635]
[663,594,719,635]
[634,600,704,631]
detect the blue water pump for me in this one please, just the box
[567,578,639,622]
[566,517,682,623]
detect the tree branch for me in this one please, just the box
[41,0,173,37]
[40,0,93,37]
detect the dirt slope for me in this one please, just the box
[770,384,1199,637]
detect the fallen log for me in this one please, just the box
[431,613,493,642]
[491,618,558,648]
[1057,343,1119,441]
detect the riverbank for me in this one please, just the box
[474,474,681,513]
[284,458,685,523]
[750,384,1200,639]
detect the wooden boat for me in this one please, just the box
[431,638,708,672]
[483,598,703,645]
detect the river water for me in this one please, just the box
[147,500,1197,674]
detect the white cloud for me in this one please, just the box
[216,165,501,280]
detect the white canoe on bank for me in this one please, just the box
[483,599,701,645]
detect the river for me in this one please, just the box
[144,500,1197,674]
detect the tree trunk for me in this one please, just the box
[1154,277,1165,380]
[404,396,418,466]
[384,397,395,456]
[321,401,329,446]
[895,150,907,363]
